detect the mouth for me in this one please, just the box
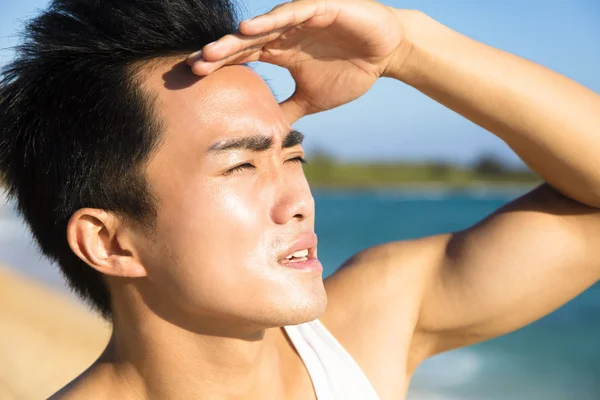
[278,233,322,272]
[280,247,315,264]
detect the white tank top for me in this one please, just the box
[283,319,381,400]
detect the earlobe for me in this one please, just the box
[67,209,148,278]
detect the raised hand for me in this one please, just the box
[186,0,408,122]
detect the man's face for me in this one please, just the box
[135,63,326,329]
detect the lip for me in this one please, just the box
[278,232,318,261]
[279,256,323,272]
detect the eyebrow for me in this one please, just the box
[207,130,305,153]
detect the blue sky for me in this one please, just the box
[1,0,598,165]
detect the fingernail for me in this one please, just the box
[188,50,202,60]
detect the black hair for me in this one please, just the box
[0,0,239,319]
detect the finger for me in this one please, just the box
[187,28,285,66]
[279,93,311,124]
[188,45,262,76]
[239,0,326,36]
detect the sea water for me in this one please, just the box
[1,188,599,399]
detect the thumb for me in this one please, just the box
[279,92,311,125]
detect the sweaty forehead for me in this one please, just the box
[142,62,289,146]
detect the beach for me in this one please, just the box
[0,266,110,399]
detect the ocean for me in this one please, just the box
[1,188,599,399]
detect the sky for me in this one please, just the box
[1,0,598,165]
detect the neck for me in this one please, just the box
[98,291,290,400]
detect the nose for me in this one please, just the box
[270,174,314,225]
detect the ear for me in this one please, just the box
[67,208,147,278]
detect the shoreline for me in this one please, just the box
[0,265,110,399]
[308,181,538,191]
[309,181,537,197]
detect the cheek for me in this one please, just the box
[150,180,272,281]
[214,183,262,229]
[142,180,282,314]
[165,180,265,253]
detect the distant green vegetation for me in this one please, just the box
[304,153,540,188]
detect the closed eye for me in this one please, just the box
[224,163,255,175]
[288,156,307,165]
[224,157,306,176]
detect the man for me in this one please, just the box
[0,0,598,399]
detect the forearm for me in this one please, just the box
[390,11,600,207]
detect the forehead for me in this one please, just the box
[142,62,290,148]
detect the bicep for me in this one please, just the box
[417,184,600,356]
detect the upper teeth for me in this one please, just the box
[286,249,309,259]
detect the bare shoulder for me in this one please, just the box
[319,236,449,396]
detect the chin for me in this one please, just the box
[257,284,328,328]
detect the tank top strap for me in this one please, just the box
[283,319,380,400]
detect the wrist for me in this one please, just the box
[383,9,439,84]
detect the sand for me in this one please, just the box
[0,266,111,399]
